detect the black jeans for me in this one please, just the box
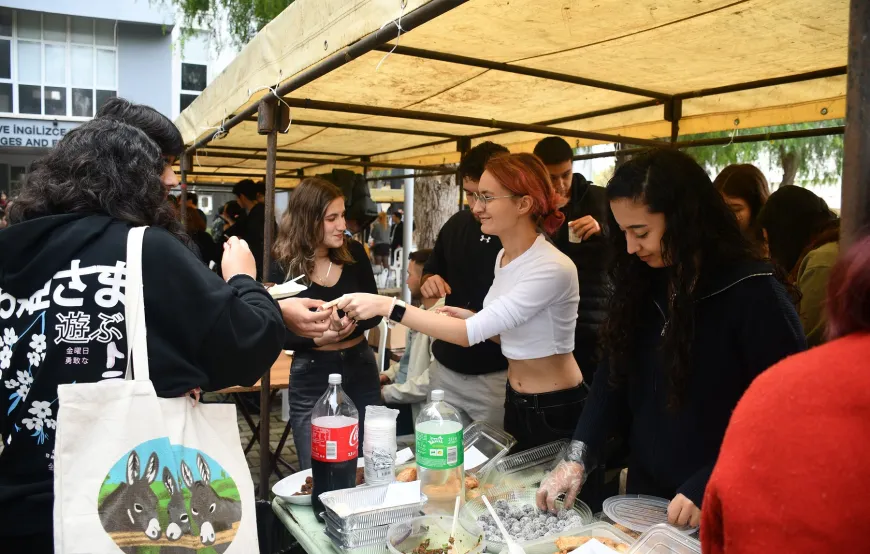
[504,383,610,512]
[504,383,587,453]
[289,341,382,470]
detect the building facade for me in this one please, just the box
[0,1,230,198]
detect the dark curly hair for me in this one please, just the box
[603,148,763,408]
[8,118,187,243]
[96,97,184,159]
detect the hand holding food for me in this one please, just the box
[279,297,333,337]
[536,460,586,513]
[221,236,257,280]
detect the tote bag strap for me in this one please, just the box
[124,226,151,382]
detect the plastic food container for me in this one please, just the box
[387,515,486,554]
[480,440,568,491]
[321,483,429,531]
[463,422,517,481]
[459,488,594,553]
[626,524,701,553]
[603,495,698,536]
[498,522,635,554]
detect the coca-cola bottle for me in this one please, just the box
[311,373,359,520]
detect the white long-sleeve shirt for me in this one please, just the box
[466,235,579,360]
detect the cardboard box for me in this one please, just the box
[367,323,408,351]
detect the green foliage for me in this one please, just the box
[684,120,844,186]
[168,0,296,51]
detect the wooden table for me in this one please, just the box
[218,353,294,494]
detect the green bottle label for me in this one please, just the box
[416,430,464,470]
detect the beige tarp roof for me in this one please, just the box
[175,0,848,188]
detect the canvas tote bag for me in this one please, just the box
[54,226,257,553]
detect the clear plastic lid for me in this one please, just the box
[430,389,444,401]
[603,495,698,535]
[627,524,701,553]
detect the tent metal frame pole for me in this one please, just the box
[365,99,665,161]
[197,145,358,157]
[674,66,847,100]
[257,96,287,500]
[186,0,470,154]
[374,44,670,100]
[242,117,462,139]
[457,137,470,213]
[195,150,450,171]
[365,170,456,182]
[280,97,665,147]
[570,126,845,161]
[841,0,870,248]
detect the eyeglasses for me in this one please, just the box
[469,192,518,208]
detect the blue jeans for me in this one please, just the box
[289,341,382,470]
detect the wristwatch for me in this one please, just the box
[389,299,407,324]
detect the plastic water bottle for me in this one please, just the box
[415,390,464,514]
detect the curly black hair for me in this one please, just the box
[96,97,184,159]
[603,148,764,408]
[9,118,187,244]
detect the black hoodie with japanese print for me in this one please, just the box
[0,214,286,538]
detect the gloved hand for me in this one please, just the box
[536,460,586,513]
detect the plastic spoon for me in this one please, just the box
[482,496,526,554]
[448,495,461,554]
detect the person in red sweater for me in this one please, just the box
[702,235,870,553]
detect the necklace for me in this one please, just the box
[319,261,333,285]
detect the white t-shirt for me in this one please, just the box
[465,235,580,360]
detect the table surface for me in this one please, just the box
[217,353,293,393]
[273,497,336,554]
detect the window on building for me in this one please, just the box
[10,165,26,195]
[0,8,118,117]
[179,30,209,113]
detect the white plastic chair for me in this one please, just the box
[365,318,389,373]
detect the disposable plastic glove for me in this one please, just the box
[536,441,589,513]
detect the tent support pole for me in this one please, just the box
[179,153,192,225]
[841,0,870,248]
[256,96,287,500]
[457,138,470,213]
[403,175,414,303]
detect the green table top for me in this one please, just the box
[273,498,337,554]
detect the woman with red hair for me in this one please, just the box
[701,235,870,553]
[331,153,583,450]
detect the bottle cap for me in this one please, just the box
[328,374,342,385]
[430,390,444,401]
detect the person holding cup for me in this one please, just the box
[533,137,609,384]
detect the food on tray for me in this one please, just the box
[555,536,629,553]
[476,500,583,542]
[356,467,366,486]
[397,467,418,482]
[465,475,479,490]
[293,476,314,496]
[611,524,641,539]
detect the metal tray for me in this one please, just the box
[325,517,392,548]
[482,440,567,490]
[459,488,594,553]
[320,483,429,531]
[463,422,517,481]
[325,528,390,554]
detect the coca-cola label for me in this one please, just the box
[312,421,359,462]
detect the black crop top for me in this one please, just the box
[283,240,382,350]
